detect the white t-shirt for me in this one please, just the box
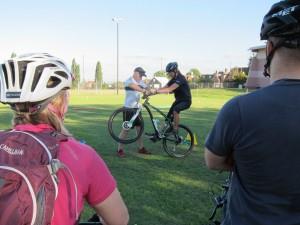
[124,76,147,108]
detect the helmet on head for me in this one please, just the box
[261,1,300,42]
[166,62,178,73]
[260,1,300,77]
[0,53,72,105]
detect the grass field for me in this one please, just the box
[0,88,245,225]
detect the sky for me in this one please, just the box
[0,0,278,83]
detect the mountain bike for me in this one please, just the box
[107,95,194,158]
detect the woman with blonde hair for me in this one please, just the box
[0,53,129,225]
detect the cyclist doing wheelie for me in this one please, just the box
[148,62,192,139]
[116,67,152,157]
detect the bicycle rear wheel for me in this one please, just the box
[162,124,194,158]
[108,107,144,144]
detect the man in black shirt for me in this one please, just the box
[205,1,300,225]
[151,62,191,132]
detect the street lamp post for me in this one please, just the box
[112,17,122,95]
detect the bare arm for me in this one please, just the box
[93,188,129,225]
[157,83,179,94]
[128,83,146,93]
[204,147,233,171]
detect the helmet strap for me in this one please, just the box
[263,38,286,77]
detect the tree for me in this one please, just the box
[231,67,247,84]
[95,61,103,89]
[233,71,247,84]
[71,59,80,89]
[154,70,167,77]
[11,52,17,58]
[188,68,201,82]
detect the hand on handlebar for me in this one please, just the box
[143,88,157,98]
[150,88,158,95]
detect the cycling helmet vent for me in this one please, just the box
[8,61,15,86]
[54,71,69,79]
[47,76,62,88]
[18,61,32,89]
[31,63,57,92]
[1,64,9,89]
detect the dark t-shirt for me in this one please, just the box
[205,79,300,225]
[167,74,191,102]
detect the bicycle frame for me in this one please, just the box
[143,98,170,135]
[127,97,171,138]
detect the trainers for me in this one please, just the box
[117,149,125,158]
[138,147,152,155]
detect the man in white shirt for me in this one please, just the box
[117,67,151,157]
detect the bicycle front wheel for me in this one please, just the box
[108,107,144,144]
[162,124,194,158]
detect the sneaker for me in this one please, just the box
[138,147,152,155]
[117,149,125,158]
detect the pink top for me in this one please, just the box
[14,124,117,225]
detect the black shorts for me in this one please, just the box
[123,108,143,128]
[167,100,191,119]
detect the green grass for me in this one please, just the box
[0,88,245,225]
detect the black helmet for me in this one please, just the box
[166,62,178,73]
[261,1,300,77]
[261,0,300,41]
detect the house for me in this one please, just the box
[245,45,270,89]
[212,69,230,88]
[201,74,214,81]
[148,77,169,88]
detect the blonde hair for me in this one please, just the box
[12,90,71,136]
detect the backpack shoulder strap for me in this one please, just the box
[6,130,68,161]
[10,130,54,161]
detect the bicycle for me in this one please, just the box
[206,172,232,225]
[107,95,194,158]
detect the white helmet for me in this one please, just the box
[0,53,72,104]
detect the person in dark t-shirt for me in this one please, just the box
[149,62,191,133]
[205,1,300,225]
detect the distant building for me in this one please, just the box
[82,81,96,89]
[212,69,230,88]
[245,45,270,89]
[201,74,214,81]
[148,77,169,88]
